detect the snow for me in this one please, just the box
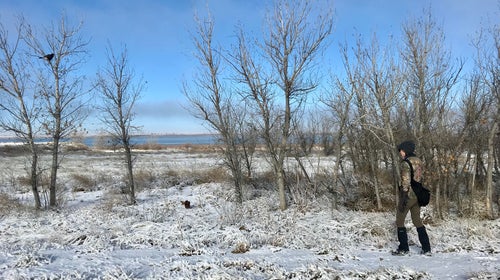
[0,148,499,279]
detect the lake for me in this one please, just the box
[0,134,218,147]
[84,134,217,146]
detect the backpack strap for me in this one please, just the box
[403,158,415,180]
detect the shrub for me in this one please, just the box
[0,192,23,215]
[71,173,95,192]
[133,169,157,191]
[16,175,32,189]
[231,242,250,254]
[100,188,128,211]
[247,171,275,190]
[0,144,28,156]
[195,166,230,184]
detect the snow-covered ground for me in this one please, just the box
[0,147,498,279]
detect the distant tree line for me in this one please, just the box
[184,0,499,219]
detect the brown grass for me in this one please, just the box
[153,144,222,153]
[194,166,230,184]
[231,242,250,254]
[62,142,90,152]
[0,192,23,214]
[16,175,32,187]
[71,173,95,192]
[134,170,157,192]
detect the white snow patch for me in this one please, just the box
[0,151,498,279]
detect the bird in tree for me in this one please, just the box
[39,53,54,62]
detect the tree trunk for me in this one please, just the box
[29,142,41,209]
[124,144,136,205]
[435,182,442,219]
[442,175,449,215]
[227,146,244,204]
[368,149,382,210]
[485,122,497,219]
[331,134,343,211]
[49,136,60,207]
[277,167,287,210]
[233,173,243,204]
[469,155,477,216]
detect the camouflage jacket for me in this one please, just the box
[400,156,423,197]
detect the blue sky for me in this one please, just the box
[0,0,498,135]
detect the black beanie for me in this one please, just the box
[397,141,415,154]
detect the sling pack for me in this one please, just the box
[404,158,430,207]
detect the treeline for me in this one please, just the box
[0,1,498,218]
[0,17,143,207]
[183,1,499,219]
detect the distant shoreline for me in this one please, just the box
[0,133,217,139]
[0,134,218,147]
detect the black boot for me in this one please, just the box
[393,227,409,255]
[417,226,431,255]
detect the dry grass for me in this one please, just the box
[99,189,129,211]
[90,142,222,153]
[62,142,90,152]
[248,171,276,190]
[0,144,29,157]
[0,192,24,215]
[231,242,250,254]
[16,176,32,188]
[194,166,230,184]
[135,143,166,150]
[16,174,51,194]
[70,173,95,192]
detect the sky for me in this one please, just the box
[0,0,499,135]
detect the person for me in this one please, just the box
[393,140,431,255]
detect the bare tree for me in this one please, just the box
[0,18,42,208]
[472,23,500,219]
[24,15,90,207]
[341,34,403,210]
[232,0,333,210]
[184,13,253,204]
[95,44,144,205]
[399,10,463,217]
[458,74,491,216]
[321,42,357,209]
[488,25,500,218]
[317,113,335,156]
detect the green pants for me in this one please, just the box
[396,195,423,228]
